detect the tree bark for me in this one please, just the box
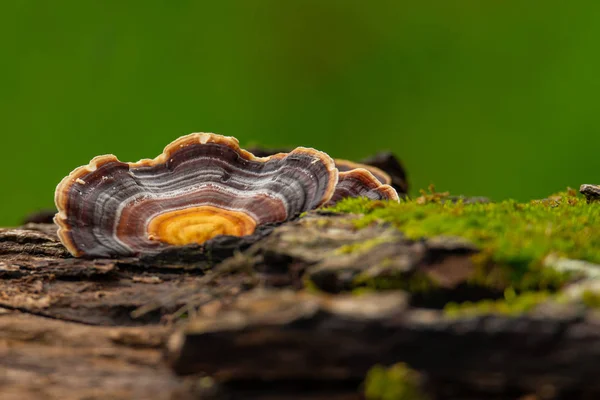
[1,213,598,399]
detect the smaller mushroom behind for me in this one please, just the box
[360,152,409,195]
[326,167,399,207]
[334,159,392,186]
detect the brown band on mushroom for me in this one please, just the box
[326,168,399,206]
[334,159,392,186]
[54,133,339,257]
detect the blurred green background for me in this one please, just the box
[1,1,599,225]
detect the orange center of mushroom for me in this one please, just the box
[146,206,257,246]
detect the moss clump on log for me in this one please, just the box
[323,187,600,291]
[364,363,429,400]
[353,270,436,294]
[443,288,552,318]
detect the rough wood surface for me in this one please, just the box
[1,209,598,399]
[0,310,182,400]
[169,289,600,398]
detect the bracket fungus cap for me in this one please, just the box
[55,133,339,258]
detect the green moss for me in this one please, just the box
[335,237,390,255]
[364,363,429,400]
[324,188,598,290]
[581,289,600,308]
[351,286,377,296]
[444,288,551,318]
[314,218,334,228]
[324,196,384,215]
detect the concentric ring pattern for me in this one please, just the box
[55,133,339,257]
